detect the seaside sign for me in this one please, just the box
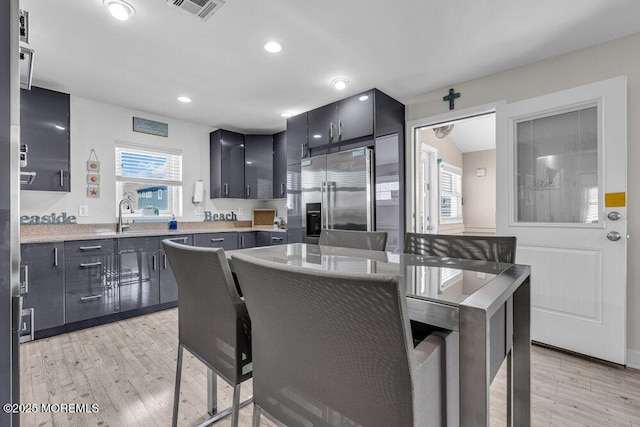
[204,211,237,222]
[21,212,77,225]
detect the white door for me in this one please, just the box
[496,76,627,364]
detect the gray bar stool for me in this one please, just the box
[163,240,252,427]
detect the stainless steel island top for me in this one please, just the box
[223,243,532,426]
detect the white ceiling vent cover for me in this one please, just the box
[166,0,226,22]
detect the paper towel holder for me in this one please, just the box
[192,179,204,204]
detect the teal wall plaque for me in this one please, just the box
[133,117,168,137]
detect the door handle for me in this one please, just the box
[281,183,285,197]
[246,185,251,197]
[329,122,334,142]
[54,247,58,267]
[338,120,343,139]
[607,211,621,221]
[60,170,64,187]
[241,235,245,248]
[79,245,102,251]
[163,254,167,270]
[607,231,622,241]
[211,238,225,242]
[224,183,229,196]
[152,254,157,270]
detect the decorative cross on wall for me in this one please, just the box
[443,88,460,110]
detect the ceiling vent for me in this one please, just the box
[166,0,226,22]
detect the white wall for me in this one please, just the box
[462,149,496,235]
[405,32,640,358]
[20,95,287,224]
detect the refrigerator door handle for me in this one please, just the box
[321,181,327,230]
[329,182,336,229]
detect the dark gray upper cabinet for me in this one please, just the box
[20,86,70,192]
[286,113,307,165]
[210,129,245,198]
[21,243,64,333]
[307,90,375,149]
[273,131,287,198]
[308,103,338,148]
[337,90,374,141]
[244,134,273,199]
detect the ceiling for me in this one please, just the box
[448,114,496,153]
[21,0,640,134]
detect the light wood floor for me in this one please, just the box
[19,308,640,426]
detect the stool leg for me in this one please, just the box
[172,344,184,427]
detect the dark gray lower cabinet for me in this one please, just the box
[257,231,287,246]
[238,232,256,249]
[64,239,118,324]
[159,235,193,304]
[20,243,64,334]
[118,237,160,312]
[194,232,238,250]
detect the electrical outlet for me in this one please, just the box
[78,205,89,217]
[238,208,244,216]
[195,207,202,216]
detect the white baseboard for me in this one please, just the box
[626,348,640,369]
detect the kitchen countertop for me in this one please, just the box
[21,222,287,244]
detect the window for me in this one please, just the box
[439,163,462,223]
[115,141,183,217]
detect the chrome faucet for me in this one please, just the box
[117,198,132,233]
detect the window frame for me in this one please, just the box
[115,141,183,218]
[439,162,463,224]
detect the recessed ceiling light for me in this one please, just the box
[54,125,66,130]
[331,78,349,90]
[104,0,135,21]
[177,96,192,103]
[280,112,293,118]
[264,41,283,54]
[313,134,322,139]
[358,95,369,101]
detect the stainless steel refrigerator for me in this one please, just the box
[301,148,374,244]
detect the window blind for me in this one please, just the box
[440,163,462,223]
[115,142,182,186]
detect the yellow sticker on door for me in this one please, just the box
[605,192,626,207]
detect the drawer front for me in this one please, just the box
[194,233,238,250]
[160,234,193,247]
[118,236,160,253]
[270,233,287,246]
[65,288,118,324]
[65,253,118,292]
[65,239,116,256]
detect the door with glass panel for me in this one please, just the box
[496,77,627,364]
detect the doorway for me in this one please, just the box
[410,112,497,236]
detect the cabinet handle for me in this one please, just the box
[60,170,64,187]
[163,254,167,270]
[241,235,245,248]
[271,237,283,241]
[211,238,225,242]
[54,247,58,267]
[79,245,102,251]
[20,265,28,295]
[224,183,229,196]
[301,144,305,159]
[80,262,102,268]
[80,294,102,302]
[152,254,157,270]
[330,122,334,141]
[281,183,285,197]
[246,185,250,197]
[338,120,343,138]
